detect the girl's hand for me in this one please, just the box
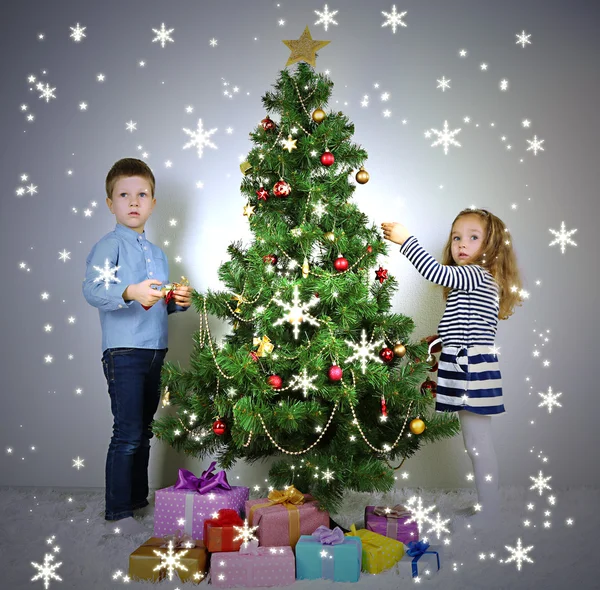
[381,222,411,246]
[172,285,193,308]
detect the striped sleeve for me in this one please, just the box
[399,235,486,292]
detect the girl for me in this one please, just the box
[381,209,524,525]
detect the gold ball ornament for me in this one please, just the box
[409,418,426,435]
[393,343,406,358]
[312,108,326,123]
[355,167,370,184]
[324,231,336,242]
[240,161,253,176]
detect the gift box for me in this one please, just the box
[210,542,295,588]
[295,526,362,582]
[246,486,329,549]
[154,463,249,539]
[128,535,208,583]
[364,505,419,544]
[397,541,442,579]
[204,509,245,552]
[345,524,404,574]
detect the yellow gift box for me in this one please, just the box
[345,524,404,574]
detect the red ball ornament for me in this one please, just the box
[212,418,227,436]
[263,254,278,265]
[429,361,439,372]
[267,374,283,389]
[375,266,389,284]
[261,116,276,131]
[328,365,343,381]
[256,187,269,201]
[273,180,291,197]
[367,245,373,254]
[334,255,349,272]
[320,151,335,166]
[249,351,259,362]
[420,379,437,398]
[379,347,394,363]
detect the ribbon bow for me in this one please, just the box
[174,462,232,494]
[162,276,190,305]
[406,540,430,558]
[312,525,345,545]
[161,529,195,549]
[372,504,411,519]
[252,335,274,357]
[267,485,305,507]
[239,539,260,556]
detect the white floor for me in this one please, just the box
[2,486,597,590]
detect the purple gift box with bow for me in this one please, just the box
[364,505,419,544]
[154,462,249,540]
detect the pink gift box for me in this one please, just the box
[154,485,249,540]
[245,495,329,548]
[364,505,419,544]
[210,546,295,588]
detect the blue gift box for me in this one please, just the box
[398,541,442,579]
[295,534,362,582]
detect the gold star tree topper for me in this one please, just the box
[283,26,330,67]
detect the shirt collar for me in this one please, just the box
[115,222,146,245]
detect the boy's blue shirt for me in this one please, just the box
[82,222,187,353]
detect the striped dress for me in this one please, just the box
[399,236,505,415]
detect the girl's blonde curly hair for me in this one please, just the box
[441,208,524,320]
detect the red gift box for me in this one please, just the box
[203,509,244,552]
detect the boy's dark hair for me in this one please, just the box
[105,158,155,200]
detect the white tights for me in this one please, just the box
[458,410,500,516]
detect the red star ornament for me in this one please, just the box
[375,266,389,284]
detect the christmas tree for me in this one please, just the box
[154,28,460,512]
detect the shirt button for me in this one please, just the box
[149,272,153,276]
[147,258,151,262]
[144,246,147,250]
[118,304,123,308]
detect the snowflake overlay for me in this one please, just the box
[183,119,218,158]
[37,83,56,102]
[233,519,259,547]
[405,496,437,531]
[516,30,532,48]
[426,512,451,539]
[538,386,562,413]
[529,471,552,495]
[345,329,384,374]
[152,23,174,48]
[69,23,86,42]
[314,4,338,31]
[31,552,63,589]
[153,540,189,581]
[427,120,462,155]
[382,5,408,33]
[526,135,545,155]
[93,259,121,290]
[549,222,577,254]
[289,368,319,397]
[273,285,320,339]
[502,538,534,571]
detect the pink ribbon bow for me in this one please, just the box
[372,504,411,518]
[311,525,345,545]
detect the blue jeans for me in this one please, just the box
[101,347,167,520]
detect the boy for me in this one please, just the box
[82,158,192,535]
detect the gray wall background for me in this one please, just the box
[1,0,598,494]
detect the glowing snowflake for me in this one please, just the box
[69,23,86,42]
[289,368,319,397]
[382,5,408,33]
[538,386,562,413]
[152,23,174,48]
[426,512,451,539]
[549,222,577,254]
[153,540,189,581]
[233,519,259,547]
[314,4,338,31]
[345,329,384,374]
[436,76,451,92]
[516,30,532,48]
[183,119,218,158]
[273,285,320,339]
[31,553,63,589]
[405,496,437,530]
[93,258,121,290]
[37,83,56,103]
[526,135,545,155]
[502,538,534,571]
[529,471,552,496]
[428,120,462,155]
